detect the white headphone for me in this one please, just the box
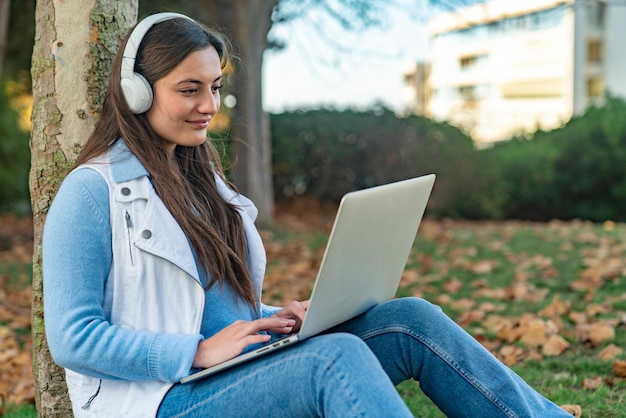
[121,12,194,114]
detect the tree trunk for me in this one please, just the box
[29,0,136,415]
[0,0,9,80]
[202,0,277,224]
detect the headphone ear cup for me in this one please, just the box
[121,72,153,114]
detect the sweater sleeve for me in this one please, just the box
[260,303,282,317]
[43,168,202,382]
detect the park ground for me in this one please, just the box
[1,198,625,416]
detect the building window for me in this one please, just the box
[434,5,566,50]
[459,54,488,71]
[588,2,606,28]
[587,77,604,98]
[458,84,490,101]
[588,39,603,63]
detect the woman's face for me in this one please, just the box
[146,46,222,156]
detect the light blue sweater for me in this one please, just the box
[43,145,277,385]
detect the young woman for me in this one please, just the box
[43,12,574,417]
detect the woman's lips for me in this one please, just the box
[188,119,209,129]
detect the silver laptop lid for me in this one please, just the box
[298,174,435,339]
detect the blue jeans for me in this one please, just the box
[157,298,571,417]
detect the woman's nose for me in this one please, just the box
[199,92,220,115]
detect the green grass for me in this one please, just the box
[2,403,37,418]
[268,219,626,417]
[396,220,626,417]
[4,219,626,416]
[0,261,32,289]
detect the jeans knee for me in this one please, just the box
[289,334,381,396]
[318,333,370,355]
[375,297,445,327]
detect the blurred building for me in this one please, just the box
[409,0,626,144]
[404,62,431,116]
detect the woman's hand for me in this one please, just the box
[192,316,296,369]
[272,300,310,333]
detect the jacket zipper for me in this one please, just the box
[81,379,102,410]
[125,210,135,266]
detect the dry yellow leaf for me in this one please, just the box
[582,376,603,390]
[434,294,452,306]
[400,269,420,287]
[471,259,495,275]
[450,298,475,311]
[598,344,623,360]
[614,359,626,377]
[571,266,605,291]
[576,322,616,347]
[499,345,525,366]
[539,295,571,317]
[560,404,582,417]
[588,323,616,347]
[497,323,520,343]
[568,311,587,325]
[519,320,548,348]
[542,335,570,356]
[456,309,485,326]
[444,278,464,293]
[585,303,611,317]
[478,301,501,313]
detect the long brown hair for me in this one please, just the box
[77,17,257,306]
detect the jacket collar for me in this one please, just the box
[109,139,150,184]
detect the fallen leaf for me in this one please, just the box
[519,319,548,348]
[400,269,420,286]
[456,309,485,326]
[560,404,582,417]
[539,295,571,317]
[434,294,452,306]
[449,298,475,311]
[473,286,508,300]
[588,323,616,347]
[477,302,502,313]
[571,267,604,292]
[585,303,611,317]
[471,259,496,275]
[542,335,570,356]
[576,322,616,347]
[582,376,603,390]
[499,345,525,366]
[568,311,587,325]
[598,344,623,360]
[614,360,626,377]
[443,277,463,293]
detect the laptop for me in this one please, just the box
[181,174,436,384]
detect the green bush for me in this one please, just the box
[270,108,496,218]
[486,96,626,222]
[0,83,30,213]
[270,99,626,222]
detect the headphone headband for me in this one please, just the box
[120,12,194,113]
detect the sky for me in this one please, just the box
[261,1,432,113]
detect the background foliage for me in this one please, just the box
[0,85,30,213]
[270,97,626,222]
[2,0,625,222]
[2,87,626,222]
[270,107,493,219]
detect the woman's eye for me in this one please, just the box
[212,84,223,93]
[181,88,198,94]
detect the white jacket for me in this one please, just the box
[60,141,267,417]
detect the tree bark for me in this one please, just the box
[0,0,9,80]
[29,0,137,415]
[202,0,278,224]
